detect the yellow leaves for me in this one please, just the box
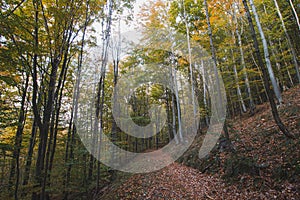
[192,34,202,42]
[178,57,189,66]
[0,126,17,145]
[0,45,9,51]
[139,0,168,30]
[0,71,10,77]
[0,70,20,85]
[207,0,228,28]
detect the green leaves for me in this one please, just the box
[169,0,205,36]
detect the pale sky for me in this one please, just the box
[115,0,148,45]
[119,0,146,33]
[89,0,152,63]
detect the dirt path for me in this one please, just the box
[96,86,300,200]
[116,162,222,199]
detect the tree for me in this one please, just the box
[232,2,255,114]
[242,0,294,139]
[8,73,29,199]
[204,0,229,139]
[247,0,283,105]
[273,0,300,83]
[288,0,300,32]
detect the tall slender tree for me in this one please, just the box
[247,0,283,104]
[273,0,300,83]
[242,0,294,139]
[204,0,229,139]
[288,0,300,32]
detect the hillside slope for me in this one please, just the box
[97,86,300,200]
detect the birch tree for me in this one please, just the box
[64,1,91,198]
[273,0,300,83]
[232,2,255,114]
[204,0,229,139]
[288,0,300,32]
[247,0,283,104]
[243,0,294,139]
[181,0,197,118]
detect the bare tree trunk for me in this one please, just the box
[23,73,45,189]
[273,0,300,83]
[171,92,179,144]
[165,89,173,142]
[278,40,295,87]
[200,60,209,126]
[248,0,283,104]
[233,6,255,113]
[230,12,247,113]
[110,14,122,181]
[231,47,247,113]
[204,0,229,139]
[182,0,197,119]
[268,38,285,90]
[64,3,90,198]
[22,119,37,186]
[288,0,300,32]
[30,3,44,198]
[9,73,29,199]
[44,51,70,195]
[173,69,183,142]
[243,0,294,139]
[169,31,182,143]
[48,56,69,181]
[63,109,74,199]
[155,108,160,149]
[94,0,113,188]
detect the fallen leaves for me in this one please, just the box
[97,85,300,200]
[109,161,299,199]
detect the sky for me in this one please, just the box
[119,0,146,32]
[88,0,155,64]
[116,0,147,44]
[91,0,148,46]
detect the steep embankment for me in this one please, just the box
[97,86,300,200]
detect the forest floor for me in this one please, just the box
[96,85,300,200]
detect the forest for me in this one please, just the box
[0,0,299,199]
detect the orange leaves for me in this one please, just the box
[139,0,168,30]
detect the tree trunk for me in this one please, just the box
[9,73,29,199]
[169,34,182,143]
[231,47,247,113]
[278,40,295,87]
[173,69,183,142]
[165,89,173,142]
[273,0,300,83]
[204,0,229,139]
[93,0,113,187]
[233,6,255,113]
[200,60,209,126]
[63,1,90,198]
[22,119,37,187]
[288,0,300,32]
[171,92,179,144]
[110,15,122,182]
[243,0,294,139]
[248,0,283,104]
[182,1,197,119]
[43,49,70,195]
